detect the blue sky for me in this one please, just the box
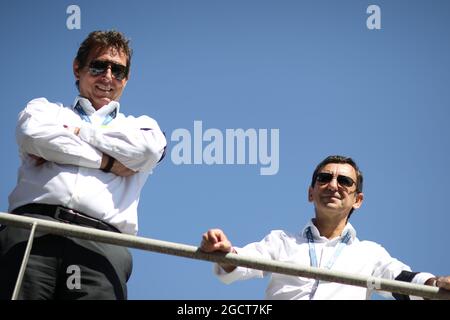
[0,0,449,299]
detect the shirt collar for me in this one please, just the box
[301,219,357,244]
[72,96,120,118]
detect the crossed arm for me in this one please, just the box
[18,98,166,176]
[28,126,135,176]
[28,133,134,176]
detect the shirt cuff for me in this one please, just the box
[410,272,436,300]
[77,148,103,169]
[213,264,248,285]
[213,246,250,284]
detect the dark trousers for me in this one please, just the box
[0,213,132,300]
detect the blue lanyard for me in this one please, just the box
[74,103,117,125]
[306,226,351,269]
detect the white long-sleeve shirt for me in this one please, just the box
[8,97,167,235]
[215,220,434,300]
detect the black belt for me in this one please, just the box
[12,204,120,233]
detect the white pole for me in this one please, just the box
[11,222,37,300]
[0,212,448,300]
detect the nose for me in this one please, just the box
[327,176,339,191]
[101,67,113,81]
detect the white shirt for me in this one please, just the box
[8,97,167,235]
[215,220,434,300]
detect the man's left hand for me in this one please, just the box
[63,124,80,135]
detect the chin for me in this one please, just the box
[93,98,112,108]
[321,204,343,213]
[322,202,339,208]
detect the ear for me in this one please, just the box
[73,59,80,80]
[308,187,313,202]
[352,192,364,210]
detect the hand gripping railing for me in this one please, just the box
[0,212,449,300]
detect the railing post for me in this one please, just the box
[11,222,38,300]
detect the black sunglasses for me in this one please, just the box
[316,172,356,188]
[88,60,128,80]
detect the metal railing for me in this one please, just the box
[1,212,449,300]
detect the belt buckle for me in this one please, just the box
[54,206,113,232]
[54,206,74,223]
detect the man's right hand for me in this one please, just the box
[200,229,237,273]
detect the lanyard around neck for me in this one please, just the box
[306,226,351,269]
[74,103,117,126]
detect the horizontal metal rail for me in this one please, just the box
[0,212,449,300]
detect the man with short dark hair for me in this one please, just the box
[0,30,167,299]
[200,155,450,299]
